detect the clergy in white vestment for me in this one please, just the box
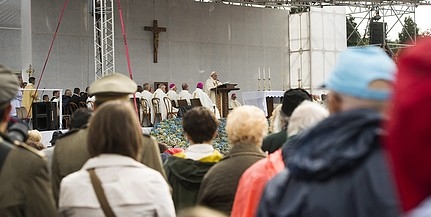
[193,82,221,119]
[229,93,242,110]
[178,83,192,105]
[151,84,168,124]
[141,83,153,107]
[205,71,222,105]
[167,84,180,105]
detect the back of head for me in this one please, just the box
[27,130,42,143]
[385,37,431,211]
[178,206,227,217]
[196,82,204,89]
[269,104,285,133]
[287,101,329,136]
[182,83,188,90]
[281,88,312,117]
[226,105,268,146]
[183,107,218,144]
[73,87,80,94]
[70,108,92,129]
[143,83,151,91]
[325,46,396,113]
[88,73,137,106]
[29,76,36,84]
[87,100,142,160]
[50,130,63,146]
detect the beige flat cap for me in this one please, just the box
[0,64,19,105]
[88,73,137,97]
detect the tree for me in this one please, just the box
[418,28,431,38]
[346,16,362,46]
[398,16,419,44]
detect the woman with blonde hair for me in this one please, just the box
[59,100,175,217]
[197,105,268,216]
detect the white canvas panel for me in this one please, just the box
[168,1,190,42]
[245,6,264,46]
[170,41,191,82]
[0,0,20,28]
[189,42,211,83]
[189,2,211,43]
[229,5,247,45]
[209,43,230,81]
[263,47,284,91]
[289,51,311,89]
[263,8,288,47]
[208,4,231,44]
[289,12,310,51]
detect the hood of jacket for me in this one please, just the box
[284,108,384,181]
[164,151,222,187]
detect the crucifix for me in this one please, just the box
[144,20,166,63]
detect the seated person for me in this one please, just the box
[192,82,220,119]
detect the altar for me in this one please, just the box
[242,91,284,117]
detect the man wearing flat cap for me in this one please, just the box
[0,64,57,216]
[51,73,166,204]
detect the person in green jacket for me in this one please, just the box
[164,107,223,212]
[0,64,57,217]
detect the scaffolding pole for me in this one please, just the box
[93,0,115,80]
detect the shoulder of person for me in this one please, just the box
[57,126,87,140]
[142,133,156,141]
[0,133,44,159]
[16,141,45,158]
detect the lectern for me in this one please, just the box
[211,83,240,118]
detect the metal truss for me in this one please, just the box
[93,0,115,81]
[197,0,430,55]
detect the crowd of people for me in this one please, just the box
[1,37,431,217]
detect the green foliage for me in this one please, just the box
[398,16,419,44]
[346,16,363,46]
[290,6,309,14]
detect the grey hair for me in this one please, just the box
[287,101,329,136]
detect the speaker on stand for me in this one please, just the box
[32,102,59,131]
[369,21,387,45]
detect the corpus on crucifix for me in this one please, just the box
[144,20,166,63]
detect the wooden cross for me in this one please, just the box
[144,20,166,63]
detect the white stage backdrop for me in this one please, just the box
[289,7,347,94]
[0,0,347,102]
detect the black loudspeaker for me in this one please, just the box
[369,22,386,45]
[32,102,58,131]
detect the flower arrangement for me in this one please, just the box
[150,118,230,155]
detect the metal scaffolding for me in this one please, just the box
[93,0,115,80]
[197,0,430,44]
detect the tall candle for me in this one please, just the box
[258,67,261,79]
[268,67,271,79]
[263,67,266,79]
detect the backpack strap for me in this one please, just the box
[88,168,116,217]
[0,134,14,172]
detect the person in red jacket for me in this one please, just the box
[385,37,431,215]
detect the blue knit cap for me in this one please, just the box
[326,46,396,100]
